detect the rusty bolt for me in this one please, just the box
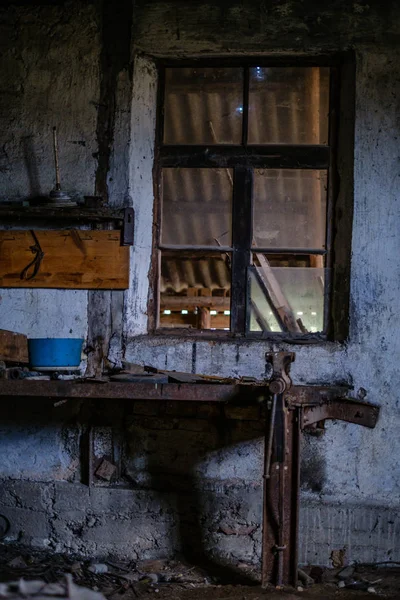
[269,378,286,395]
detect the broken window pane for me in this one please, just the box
[160,252,231,329]
[248,255,327,334]
[248,67,330,145]
[164,68,243,144]
[161,168,233,247]
[252,169,328,249]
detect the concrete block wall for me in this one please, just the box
[0,402,265,566]
[0,479,262,564]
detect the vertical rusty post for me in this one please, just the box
[262,352,298,588]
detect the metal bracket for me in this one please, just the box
[266,351,295,394]
[262,352,380,590]
[302,397,379,429]
[263,351,296,589]
[121,207,134,246]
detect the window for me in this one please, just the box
[155,61,341,339]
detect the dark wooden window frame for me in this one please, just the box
[150,54,355,343]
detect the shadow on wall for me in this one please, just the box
[0,397,324,579]
[123,400,265,583]
[22,136,42,199]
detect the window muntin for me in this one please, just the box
[157,63,334,339]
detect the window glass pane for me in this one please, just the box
[161,168,233,247]
[248,67,330,145]
[160,252,231,330]
[164,68,243,144]
[248,255,327,334]
[253,169,328,249]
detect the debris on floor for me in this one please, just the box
[1,545,400,599]
[0,574,105,600]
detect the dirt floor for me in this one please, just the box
[0,545,399,600]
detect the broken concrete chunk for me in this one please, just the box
[95,459,117,482]
[88,563,108,574]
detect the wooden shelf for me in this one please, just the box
[0,205,124,224]
[0,205,134,246]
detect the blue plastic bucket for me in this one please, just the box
[28,338,84,368]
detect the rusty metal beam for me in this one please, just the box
[262,405,301,588]
[0,380,349,403]
[0,381,239,402]
[285,385,348,407]
[302,398,379,429]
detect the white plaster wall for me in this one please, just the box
[0,2,98,344]
[0,423,78,481]
[0,289,88,339]
[124,55,158,338]
[0,2,100,202]
[320,49,400,509]
[125,49,400,517]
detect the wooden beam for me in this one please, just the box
[0,230,129,289]
[160,145,330,169]
[160,295,230,309]
[254,253,302,333]
[199,307,211,329]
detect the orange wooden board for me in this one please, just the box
[0,329,29,363]
[0,230,129,289]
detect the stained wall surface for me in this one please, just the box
[0,0,399,567]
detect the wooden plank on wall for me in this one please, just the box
[0,230,129,289]
[0,329,29,363]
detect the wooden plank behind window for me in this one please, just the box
[0,230,129,289]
